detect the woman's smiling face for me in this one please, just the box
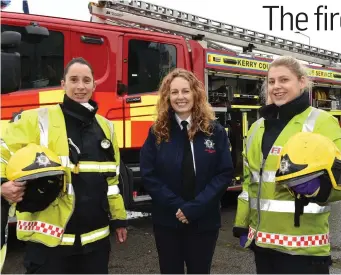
[267,65,306,106]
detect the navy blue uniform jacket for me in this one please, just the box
[140,116,234,232]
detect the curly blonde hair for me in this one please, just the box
[153,68,215,144]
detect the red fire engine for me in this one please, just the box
[1,0,341,210]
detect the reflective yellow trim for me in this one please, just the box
[59,156,119,174]
[69,161,118,173]
[60,234,75,246]
[80,225,110,246]
[231,105,261,109]
[60,226,111,246]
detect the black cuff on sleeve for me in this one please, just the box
[110,219,128,231]
[232,226,249,238]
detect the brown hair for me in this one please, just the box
[152,68,215,144]
[261,56,312,104]
[63,57,94,80]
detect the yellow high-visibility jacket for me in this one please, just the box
[0,105,127,247]
[234,107,341,256]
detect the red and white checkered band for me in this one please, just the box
[17,220,64,239]
[248,227,329,247]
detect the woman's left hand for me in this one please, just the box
[115,227,128,243]
[176,209,189,224]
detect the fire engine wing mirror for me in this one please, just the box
[117,81,128,96]
[1,31,22,94]
[24,22,49,43]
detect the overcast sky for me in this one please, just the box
[3,0,341,54]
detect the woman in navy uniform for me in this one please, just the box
[140,68,234,274]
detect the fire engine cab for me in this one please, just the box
[1,0,341,211]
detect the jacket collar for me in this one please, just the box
[259,92,310,121]
[60,94,98,123]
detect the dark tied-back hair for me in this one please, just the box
[63,57,94,80]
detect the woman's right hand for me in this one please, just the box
[1,181,26,203]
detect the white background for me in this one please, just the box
[3,0,341,53]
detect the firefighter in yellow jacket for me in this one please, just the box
[0,57,127,274]
[233,56,341,274]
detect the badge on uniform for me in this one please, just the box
[100,139,111,150]
[204,138,216,153]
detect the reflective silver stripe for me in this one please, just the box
[59,156,70,167]
[262,171,276,183]
[68,138,80,154]
[243,158,249,168]
[0,158,8,164]
[250,198,330,214]
[106,119,114,142]
[67,184,74,195]
[302,108,321,132]
[0,139,13,156]
[250,170,276,183]
[238,190,249,201]
[37,108,49,147]
[246,118,264,153]
[251,171,260,183]
[107,185,120,195]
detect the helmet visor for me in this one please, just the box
[15,170,64,182]
[277,171,325,188]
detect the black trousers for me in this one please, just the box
[254,249,330,274]
[1,201,9,250]
[24,248,110,274]
[153,224,219,274]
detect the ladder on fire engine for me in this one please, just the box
[88,0,341,66]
